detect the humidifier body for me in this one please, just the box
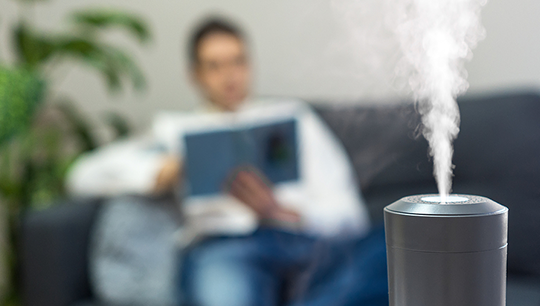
[384,195,508,306]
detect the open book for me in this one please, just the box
[183,119,299,196]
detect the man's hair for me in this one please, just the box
[189,17,245,66]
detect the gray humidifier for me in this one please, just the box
[384,194,508,306]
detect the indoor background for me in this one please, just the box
[1,0,538,135]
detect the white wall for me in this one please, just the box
[1,0,539,132]
[466,0,540,92]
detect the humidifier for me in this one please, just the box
[384,194,508,306]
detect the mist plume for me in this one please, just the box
[391,0,487,201]
[331,0,487,201]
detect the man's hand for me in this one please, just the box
[227,169,301,223]
[154,156,182,194]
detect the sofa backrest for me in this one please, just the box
[315,91,540,277]
[314,101,432,190]
[454,92,540,183]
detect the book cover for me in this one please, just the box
[183,119,298,196]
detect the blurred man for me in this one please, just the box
[68,18,388,306]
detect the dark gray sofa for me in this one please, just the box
[20,91,540,306]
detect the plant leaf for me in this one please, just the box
[72,10,150,44]
[13,23,56,69]
[13,16,149,92]
[52,36,124,91]
[49,36,145,92]
[0,66,45,145]
[101,45,146,91]
[104,112,131,140]
[55,101,98,152]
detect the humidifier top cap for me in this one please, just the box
[384,194,508,252]
[384,194,507,217]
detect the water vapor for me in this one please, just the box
[331,0,487,201]
[390,0,487,201]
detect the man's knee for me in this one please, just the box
[180,238,277,306]
[186,261,260,306]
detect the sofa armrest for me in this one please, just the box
[20,198,102,306]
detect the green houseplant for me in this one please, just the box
[0,1,151,304]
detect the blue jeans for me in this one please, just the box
[180,226,388,306]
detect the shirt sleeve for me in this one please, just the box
[275,103,371,238]
[66,137,166,197]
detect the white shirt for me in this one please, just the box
[67,98,371,240]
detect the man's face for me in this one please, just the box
[193,33,251,111]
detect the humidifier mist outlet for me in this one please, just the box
[421,195,469,203]
[384,194,508,306]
